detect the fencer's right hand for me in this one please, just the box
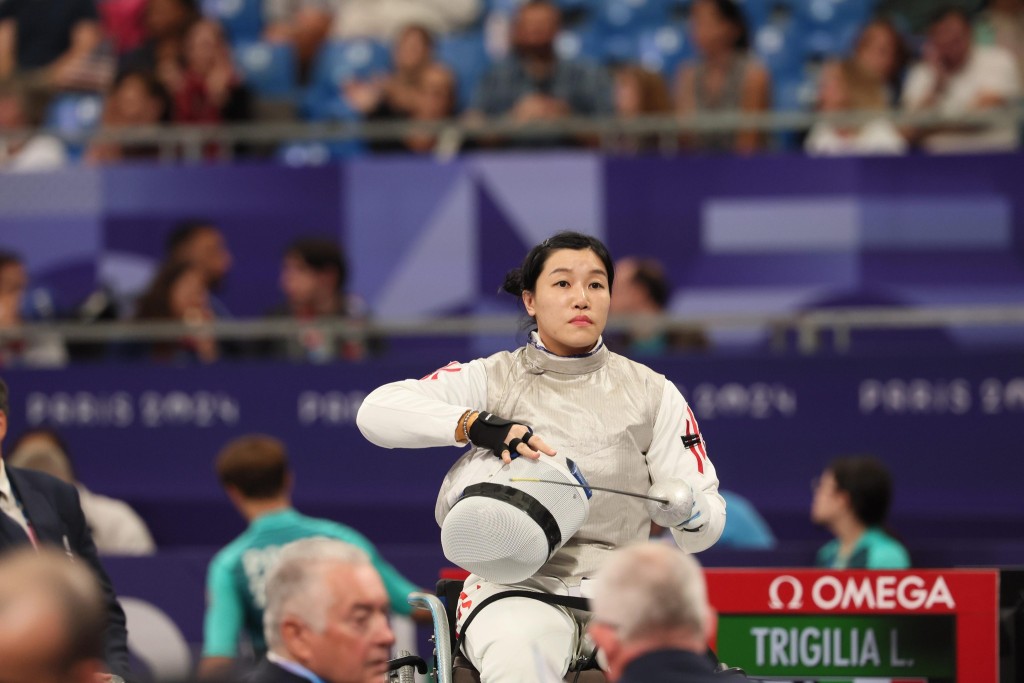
[468,411,557,464]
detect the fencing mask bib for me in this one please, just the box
[441,455,592,585]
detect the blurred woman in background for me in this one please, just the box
[610,64,672,154]
[850,18,909,104]
[86,68,169,163]
[134,260,219,363]
[675,0,771,153]
[167,19,251,125]
[805,59,906,155]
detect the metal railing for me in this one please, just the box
[3,304,1023,355]
[3,105,1023,161]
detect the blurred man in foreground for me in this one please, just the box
[249,537,396,683]
[0,547,107,683]
[589,543,735,683]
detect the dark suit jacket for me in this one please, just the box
[619,648,736,683]
[245,659,319,683]
[0,466,131,679]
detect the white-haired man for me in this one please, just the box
[588,543,730,683]
[249,537,396,683]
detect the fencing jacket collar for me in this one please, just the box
[524,331,608,376]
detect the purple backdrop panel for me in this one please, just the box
[100,165,344,317]
[3,350,1023,549]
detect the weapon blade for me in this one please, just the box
[509,477,668,505]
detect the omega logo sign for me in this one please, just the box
[768,575,956,611]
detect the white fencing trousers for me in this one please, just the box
[458,575,583,683]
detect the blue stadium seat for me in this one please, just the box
[795,0,873,60]
[772,69,817,150]
[202,0,263,43]
[301,39,391,121]
[437,29,491,110]
[592,0,674,63]
[636,22,694,78]
[44,93,103,158]
[276,140,365,165]
[233,41,298,100]
[554,21,607,63]
[753,19,803,80]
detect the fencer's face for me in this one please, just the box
[523,248,610,357]
[300,564,395,683]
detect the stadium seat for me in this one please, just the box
[794,0,873,60]
[277,140,365,165]
[44,93,104,158]
[554,21,607,63]
[753,17,804,80]
[201,0,263,43]
[771,68,818,150]
[636,22,694,78]
[438,29,491,110]
[301,39,391,121]
[233,41,298,101]
[591,0,674,64]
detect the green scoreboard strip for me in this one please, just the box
[716,614,956,680]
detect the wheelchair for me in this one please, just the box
[386,579,607,683]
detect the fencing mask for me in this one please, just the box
[440,455,592,585]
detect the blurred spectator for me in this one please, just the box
[267,237,372,361]
[168,20,252,125]
[609,257,708,356]
[0,547,107,683]
[133,260,220,363]
[164,219,234,315]
[263,0,334,83]
[247,538,396,683]
[100,0,148,56]
[589,543,731,683]
[805,60,907,156]
[0,0,107,92]
[0,79,69,173]
[85,69,170,163]
[331,0,480,42]
[8,428,156,556]
[198,435,421,677]
[0,251,67,368]
[811,455,910,569]
[610,64,672,154]
[121,0,200,86]
[974,0,1024,90]
[0,377,132,678]
[851,18,910,104]
[674,0,771,154]
[346,25,442,122]
[467,0,613,147]
[902,6,1021,153]
[400,63,459,154]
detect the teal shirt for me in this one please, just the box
[815,527,910,570]
[202,508,419,658]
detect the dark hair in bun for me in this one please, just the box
[501,232,615,301]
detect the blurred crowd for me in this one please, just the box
[0,221,375,368]
[0,0,1021,167]
[1,216,717,368]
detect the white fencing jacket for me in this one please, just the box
[357,335,726,585]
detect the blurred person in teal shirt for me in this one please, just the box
[198,434,424,678]
[812,455,910,570]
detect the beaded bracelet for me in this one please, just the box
[461,410,474,444]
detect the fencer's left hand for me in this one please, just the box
[644,478,703,532]
[468,411,557,464]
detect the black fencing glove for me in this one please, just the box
[468,411,533,461]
